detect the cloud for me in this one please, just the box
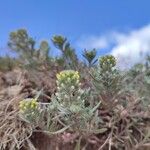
[111,25,150,69]
[77,24,150,69]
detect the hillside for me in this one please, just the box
[0,29,150,150]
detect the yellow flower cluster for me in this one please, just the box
[99,55,116,68]
[19,98,38,113]
[56,70,80,83]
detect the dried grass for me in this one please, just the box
[0,69,149,150]
[0,97,34,150]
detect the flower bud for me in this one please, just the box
[71,86,75,90]
[77,96,81,100]
[67,78,71,82]
[64,94,69,99]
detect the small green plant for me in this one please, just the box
[52,35,78,69]
[19,98,40,124]
[51,70,101,134]
[19,98,38,112]
[0,56,17,71]
[8,29,36,63]
[82,49,97,67]
[92,55,122,109]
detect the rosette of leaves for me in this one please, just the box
[51,70,101,133]
[91,55,122,110]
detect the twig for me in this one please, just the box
[98,134,111,150]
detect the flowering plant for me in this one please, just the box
[92,55,122,109]
[52,70,100,132]
[19,98,38,113]
[19,98,40,123]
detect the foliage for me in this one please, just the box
[39,70,101,134]
[82,49,97,67]
[7,29,51,69]
[0,55,18,71]
[52,35,78,69]
[19,98,38,112]
[38,40,50,63]
[125,58,150,109]
[92,55,122,110]
[8,29,36,61]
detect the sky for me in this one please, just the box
[0,0,150,67]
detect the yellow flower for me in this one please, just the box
[99,55,116,68]
[19,103,24,108]
[31,104,35,108]
[56,70,80,82]
[19,98,38,113]
[23,106,27,110]
[56,74,61,80]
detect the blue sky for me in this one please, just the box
[0,0,150,65]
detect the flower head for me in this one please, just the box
[99,55,116,69]
[19,98,38,113]
[56,70,80,85]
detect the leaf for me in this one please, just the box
[92,58,98,65]
[90,101,101,113]
[92,128,107,134]
[48,125,71,134]
[35,125,71,136]
[35,89,43,100]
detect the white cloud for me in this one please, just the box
[77,24,150,69]
[111,25,150,69]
